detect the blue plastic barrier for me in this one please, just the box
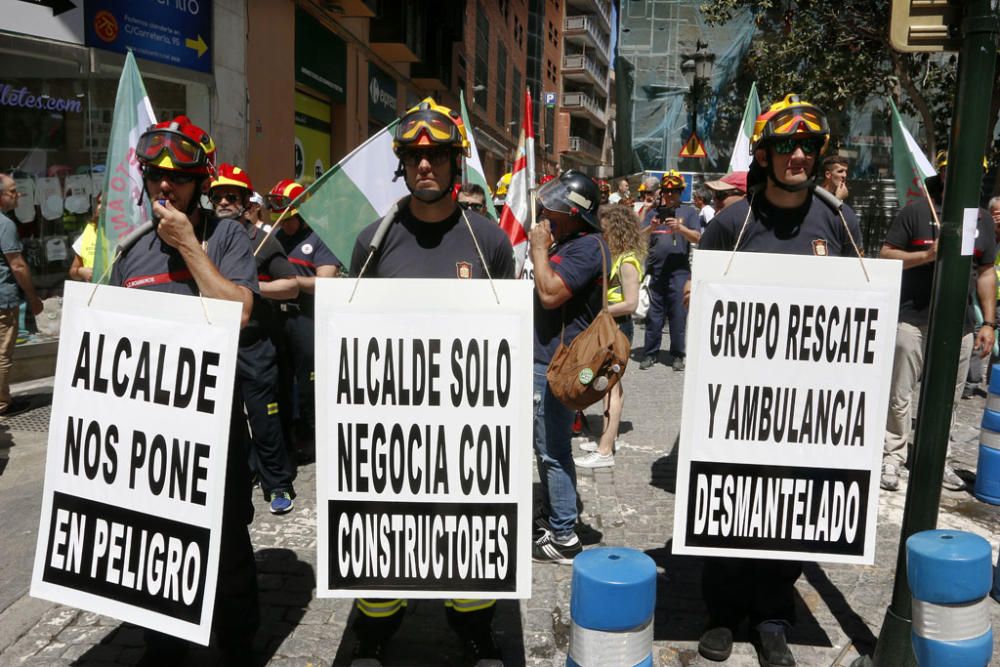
[567,547,656,667]
[907,530,993,666]
[975,372,1000,504]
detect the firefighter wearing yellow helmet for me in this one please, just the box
[695,95,865,666]
[494,172,512,208]
[391,97,470,204]
[348,98,514,666]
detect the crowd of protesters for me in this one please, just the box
[48,86,1000,667]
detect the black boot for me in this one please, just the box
[752,626,796,667]
[698,626,734,661]
[351,608,404,667]
[446,605,503,666]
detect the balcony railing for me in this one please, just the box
[561,91,605,123]
[563,15,610,60]
[566,0,611,33]
[562,54,608,89]
[567,135,602,160]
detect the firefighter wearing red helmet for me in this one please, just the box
[696,95,864,667]
[211,165,301,516]
[115,116,260,665]
[348,97,514,666]
[268,179,341,467]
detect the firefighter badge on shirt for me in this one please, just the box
[456,261,473,279]
[812,239,828,256]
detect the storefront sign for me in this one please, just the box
[3,0,85,45]
[367,64,398,126]
[84,0,213,74]
[672,251,901,565]
[295,8,346,102]
[31,281,241,645]
[315,279,533,599]
[294,92,331,185]
[0,84,83,114]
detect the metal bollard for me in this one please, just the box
[567,547,656,667]
[906,530,994,666]
[975,368,1000,503]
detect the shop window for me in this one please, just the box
[0,51,204,346]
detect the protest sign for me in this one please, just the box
[673,250,901,564]
[31,281,241,645]
[315,279,533,598]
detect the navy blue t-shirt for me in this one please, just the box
[699,194,863,258]
[276,223,340,311]
[642,204,700,271]
[534,233,609,364]
[111,214,258,297]
[351,204,514,279]
[244,222,295,343]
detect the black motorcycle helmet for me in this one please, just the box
[537,170,601,230]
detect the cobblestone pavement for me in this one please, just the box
[1,323,998,666]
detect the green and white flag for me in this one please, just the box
[889,98,936,208]
[93,51,156,283]
[728,82,760,174]
[459,91,498,220]
[296,120,407,268]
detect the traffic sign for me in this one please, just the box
[679,133,707,159]
[544,92,557,107]
[84,0,213,73]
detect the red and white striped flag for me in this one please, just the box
[499,89,536,278]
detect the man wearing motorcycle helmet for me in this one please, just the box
[347,98,514,667]
[115,116,259,666]
[696,95,864,667]
[638,169,700,372]
[528,170,609,564]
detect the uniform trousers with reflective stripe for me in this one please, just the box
[883,321,974,465]
[277,308,316,447]
[144,389,259,661]
[353,598,495,638]
[238,337,295,497]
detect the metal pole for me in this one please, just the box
[860,1,999,664]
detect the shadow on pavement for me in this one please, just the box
[0,422,10,476]
[802,562,877,656]
[648,434,680,495]
[645,541,835,648]
[331,599,526,666]
[254,547,314,664]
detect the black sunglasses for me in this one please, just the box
[210,191,243,204]
[399,148,453,167]
[144,167,197,185]
[459,201,485,211]
[770,137,824,156]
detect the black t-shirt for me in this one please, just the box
[533,232,609,364]
[700,193,863,258]
[641,204,701,270]
[350,204,515,280]
[243,223,295,343]
[111,213,258,297]
[275,223,341,311]
[883,199,996,331]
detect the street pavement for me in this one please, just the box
[0,323,998,666]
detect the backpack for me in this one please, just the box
[546,243,631,410]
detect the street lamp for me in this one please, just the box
[680,41,715,161]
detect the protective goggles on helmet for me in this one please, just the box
[770,137,825,155]
[266,193,296,210]
[395,109,464,148]
[136,129,208,169]
[759,106,829,143]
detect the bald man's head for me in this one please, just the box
[0,175,18,214]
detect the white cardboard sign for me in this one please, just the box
[673,250,901,564]
[315,279,534,599]
[31,281,241,645]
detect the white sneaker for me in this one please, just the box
[942,464,966,491]
[575,451,615,468]
[880,462,899,491]
[578,439,598,452]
